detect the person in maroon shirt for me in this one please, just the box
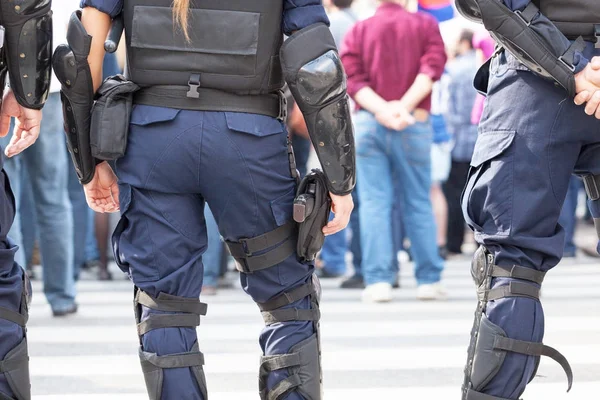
[340,0,447,302]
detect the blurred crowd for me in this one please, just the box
[6,0,597,316]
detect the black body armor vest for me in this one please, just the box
[123,0,284,96]
[532,0,600,40]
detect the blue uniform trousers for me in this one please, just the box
[113,106,314,400]
[462,50,600,398]
[0,155,27,399]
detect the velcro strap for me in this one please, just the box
[515,2,538,25]
[257,282,315,312]
[583,174,600,201]
[137,313,200,336]
[487,281,540,301]
[136,291,207,315]
[491,265,546,284]
[559,37,586,72]
[0,356,28,373]
[0,306,27,327]
[227,221,297,257]
[267,374,303,400]
[233,235,297,274]
[261,353,302,372]
[262,308,321,325]
[141,351,205,370]
[465,388,511,400]
[494,337,573,391]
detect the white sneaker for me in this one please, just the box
[417,282,448,301]
[362,283,393,303]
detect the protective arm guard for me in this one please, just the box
[456,0,584,97]
[0,0,52,109]
[281,23,356,196]
[52,11,97,184]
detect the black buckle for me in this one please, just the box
[595,24,600,49]
[558,55,576,72]
[583,174,600,201]
[187,74,201,99]
[277,90,288,121]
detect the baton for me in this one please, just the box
[104,14,124,53]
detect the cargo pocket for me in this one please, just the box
[112,183,159,282]
[462,131,516,236]
[225,112,284,138]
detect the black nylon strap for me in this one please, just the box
[515,2,538,25]
[257,282,314,312]
[267,374,303,400]
[583,174,600,201]
[487,281,540,301]
[559,37,587,71]
[233,235,297,274]
[137,314,200,336]
[465,388,511,400]
[141,351,205,370]
[261,353,302,372]
[262,308,320,325]
[0,356,28,373]
[0,306,26,327]
[227,221,297,257]
[494,337,573,391]
[135,86,282,119]
[491,265,546,284]
[136,291,207,316]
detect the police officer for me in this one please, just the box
[0,1,53,399]
[54,1,355,399]
[455,1,600,399]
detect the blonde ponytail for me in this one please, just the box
[173,0,190,41]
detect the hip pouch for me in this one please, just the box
[90,75,140,160]
[293,169,331,262]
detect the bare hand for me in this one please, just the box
[84,161,120,213]
[375,102,415,131]
[322,192,353,236]
[0,89,42,157]
[574,57,600,117]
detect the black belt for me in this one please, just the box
[134,81,286,120]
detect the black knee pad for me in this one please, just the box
[462,247,572,400]
[256,277,322,400]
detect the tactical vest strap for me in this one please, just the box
[134,85,285,120]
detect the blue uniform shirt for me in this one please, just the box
[80,0,329,35]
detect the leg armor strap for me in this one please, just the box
[257,281,320,325]
[0,274,31,400]
[463,247,573,400]
[134,288,208,400]
[583,174,600,239]
[226,221,298,273]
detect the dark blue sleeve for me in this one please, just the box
[282,0,329,36]
[501,0,587,73]
[80,0,122,18]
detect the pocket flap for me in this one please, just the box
[130,105,181,126]
[471,131,516,168]
[225,112,284,137]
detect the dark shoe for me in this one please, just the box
[97,269,113,281]
[53,303,78,317]
[392,280,400,289]
[340,275,365,289]
[438,246,448,260]
[316,268,344,279]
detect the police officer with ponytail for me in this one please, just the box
[53,0,355,399]
[455,1,600,399]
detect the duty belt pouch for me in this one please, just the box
[90,75,140,160]
[293,169,331,262]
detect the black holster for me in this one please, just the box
[293,169,331,262]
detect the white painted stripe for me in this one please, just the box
[25,316,600,343]
[28,344,600,376]
[32,382,600,400]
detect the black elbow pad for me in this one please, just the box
[281,23,356,195]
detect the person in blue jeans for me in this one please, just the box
[201,206,223,295]
[0,95,77,316]
[558,176,582,258]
